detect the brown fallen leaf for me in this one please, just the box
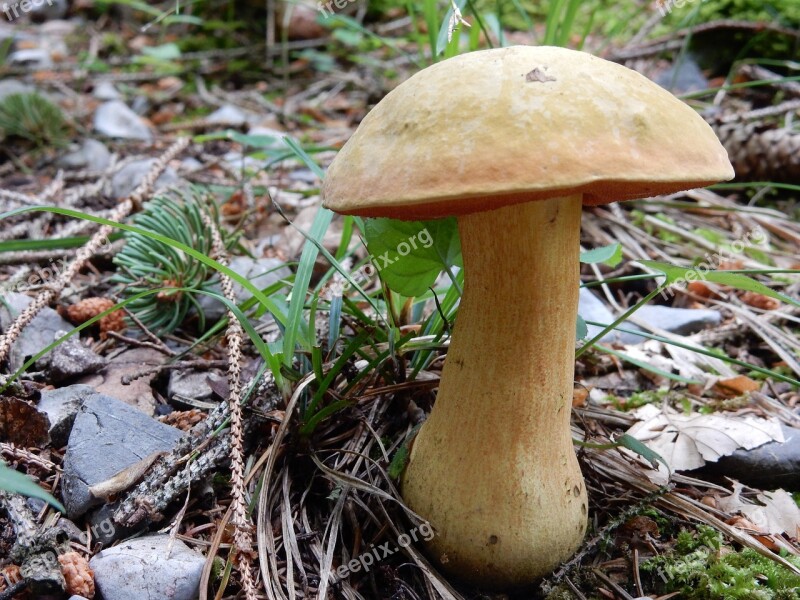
[740,291,780,311]
[715,375,761,396]
[0,397,50,447]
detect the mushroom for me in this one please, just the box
[322,46,733,589]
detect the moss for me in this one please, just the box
[642,526,800,599]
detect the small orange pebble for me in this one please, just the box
[740,291,780,311]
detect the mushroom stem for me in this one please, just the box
[402,195,587,589]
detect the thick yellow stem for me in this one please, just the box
[401,196,587,589]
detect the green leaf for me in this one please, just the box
[388,424,422,479]
[639,260,799,307]
[363,218,461,297]
[0,462,65,512]
[616,433,668,470]
[576,315,588,340]
[388,444,410,480]
[580,243,623,267]
[140,43,181,60]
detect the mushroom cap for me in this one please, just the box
[322,46,734,220]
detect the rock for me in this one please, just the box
[700,424,800,491]
[130,95,150,116]
[654,56,709,95]
[635,305,722,335]
[44,333,106,383]
[77,347,165,415]
[0,292,74,372]
[288,168,320,184]
[207,104,250,126]
[92,81,121,101]
[86,503,137,546]
[90,535,204,600]
[197,256,292,322]
[578,288,644,344]
[37,385,96,447]
[180,157,203,172]
[61,392,183,518]
[29,0,69,21]
[58,139,111,172]
[68,596,90,600]
[168,369,224,407]
[0,78,35,101]
[7,48,53,68]
[248,124,286,139]
[578,288,722,344]
[110,158,180,199]
[94,100,153,141]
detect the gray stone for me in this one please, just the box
[68,596,90,600]
[180,157,203,172]
[578,288,721,344]
[700,424,800,491]
[110,158,180,199]
[0,292,74,372]
[58,139,111,172]
[635,304,722,335]
[654,56,709,95]
[29,0,69,20]
[45,333,106,382]
[207,104,249,126]
[197,256,292,321]
[38,385,95,447]
[130,95,150,116]
[92,81,121,101]
[168,369,224,407]
[61,393,183,518]
[90,535,204,600]
[94,100,152,141]
[0,79,34,101]
[8,48,52,68]
[578,288,644,344]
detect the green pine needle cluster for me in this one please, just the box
[112,190,233,335]
[0,92,69,149]
[642,526,800,600]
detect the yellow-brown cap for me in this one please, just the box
[322,46,734,220]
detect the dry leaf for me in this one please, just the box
[715,375,760,396]
[627,404,783,471]
[740,291,780,311]
[718,483,800,537]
